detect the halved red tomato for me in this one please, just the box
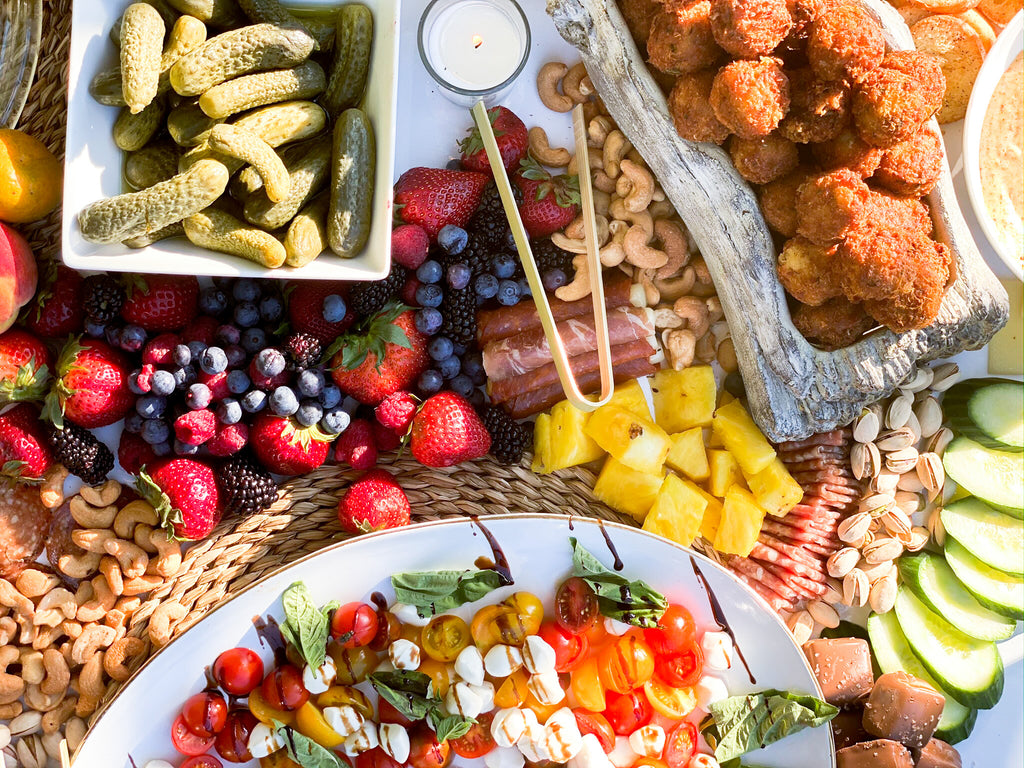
[450,712,496,758]
[643,605,697,656]
[603,689,652,735]
[663,721,698,768]
[654,646,703,688]
[538,621,589,672]
[172,714,215,756]
[572,709,615,753]
[181,756,223,768]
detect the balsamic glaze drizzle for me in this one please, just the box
[470,517,514,585]
[690,560,756,684]
[597,520,624,571]
[252,614,288,667]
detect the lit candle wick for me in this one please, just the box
[472,34,483,49]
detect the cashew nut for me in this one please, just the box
[637,269,660,306]
[99,556,124,597]
[582,100,601,125]
[122,574,163,596]
[602,131,631,179]
[149,601,188,648]
[555,253,593,302]
[0,579,34,619]
[695,332,716,363]
[653,219,690,279]
[39,650,70,697]
[0,616,17,645]
[593,170,616,194]
[103,637,147,681]
[567,151,602,177]
[673,296,711,339]
[717,337,739,373]
[588,116,615,147]
[562,62,594,104]
[653,307,685,329]
[688,256,715,297]
[40,696,77,734]
[663,328,697,370]
[609,198,654,236]
[550,231,588,254]
[104,538,149,579]
[537,62,573,112]
[19,648,45,685]
[619,160,654,213]
[32,589,77,628]
[71,624,116,665]
[135,523,160,554]
[0,647,25,705]
[71,528,116,554]
[58,550,102,580]
[74,652,105,717]
[115,595,142,616]
[592,188,611,217]
[69,497,117,529]
[113,500,159,539]
[77,576,116,624]
[706,296,724,323]
[0,700,23,718]
[79,479,121,508]
[15,569,60,599]
[146,529,183,578]
[600,219,628,267]
[528,127,570,168]
[623,225,668,269]
[649,199,676,219]
[564,213,609,246]
[39,466,68,510]
[24,682,65,712]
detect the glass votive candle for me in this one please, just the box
[418,0,531,107]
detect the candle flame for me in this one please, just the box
[472,34,483,48]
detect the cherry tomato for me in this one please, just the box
[355,747,404,768]
[643,677,698,720]
[500,592,544,636]
[598,634,656,693]
[643,604,697,656]
[538,621,588,673]
[421,615,471,662]
[555,577,600,634]
[331,602,380,648]
[663,721,697,768]
[572,709,615,753]
[182,691,228,737]
[318,685,374,721]
[260,664,309,711]
[654,646,703,688]
[369,610,402,651]
[450,711,496,758]
[329,644,379,684]
[569,657,605,712]
[214,709,258,763]
[419,658,457,698]
[181,756,223,768]
[603,689,652,735]
[213,648,264,696]
[493,669,530,709]
[171,714,215,756]
[377,697,412,725]
[408,723,452,768]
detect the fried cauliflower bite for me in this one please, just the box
[758,168,813,237]
[709,0,793,58]
[864,242,951,332]
[863,188,934,235]
[807,4,885,82]
[777,236,843,305]
[880,50,945,117]
[837,222,931,302]
[853,67,935,148]
[792,296,875,349]
[728,133,799,183]
[873,128,944,196]
[647,3,724,74]
[779,68,850,143]
[811,126,884,177]
[786,0,834,40]
[619,0,662,46]
[710,58,791,139]
[795,168,872,244]
[669,70,731,143]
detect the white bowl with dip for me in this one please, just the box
[962,11,1024,281]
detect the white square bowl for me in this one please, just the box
[62,0,400,281]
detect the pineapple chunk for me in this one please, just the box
[714,486,767,556]
[666,428,710,482]
[650,367,716,434]
[601,379,652,420]
[743,457,803,517]
[593,457,663,522]
[708,449,746,498]
[718,390,736,408]
[532,413,552,474]
[584,405,671,475]
[549,401,605,470]
[689,483,723,541]
[643,474,708,547]
[711,400,777,474]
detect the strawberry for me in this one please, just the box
[24,264,84,339]
[513,156,581,238]
[117,431,157,476]
[458,106,529,175]
[409,392,491,467]
[334,418,377,470]
[329,307,429,406]
[287,281,355,343]
[138,458,223,540]
[121,274,199,332]
[182,315,219,346]
[43,338,133,429]
[391,224,430,269]
[0,329,52,404]
[337,469,411,534]
[250,413,333,476]
[372,421,403,452]
[0,404,53,480]
[393,168,489,241]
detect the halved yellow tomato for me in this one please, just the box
[316,685,373,720]
[643,678,697,719]
[295,701,344,748]
[248,687,295,726]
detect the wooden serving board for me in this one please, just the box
[547,0,1009,441]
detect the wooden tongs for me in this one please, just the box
[471,101,613,412]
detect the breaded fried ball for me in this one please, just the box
[728,133,799,183]
[861,189,934,237]
[795,168,871,244]
[792,297,875,349]
[873,128,944,196]
[837,223,932,301]
[710,58,791,139]
[811,126,884,177]
[779,69,850,143]
[620,0,662,46]
[709,0,793,58]
[669,70,731,144]
[853,67,934,148]
[758,168,813,237]
[777,236,843,305]
[787,0,835,39]
[864,241,950,332]
[881,50,945,116]
[807,5,885,82]
[647,3,724,74]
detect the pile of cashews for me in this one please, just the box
[534,61,738,374]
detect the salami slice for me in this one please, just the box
[777,446,848,463]
[0,483,53,578]
[505,357,660,419]
[758,561,829,599]
[723,555,799,603]
[777,431,850,450]
[750,540,822,576]
[761,519,827,543]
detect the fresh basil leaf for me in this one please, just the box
[276,723,349,768]
[708,689,838,763]
[392,569,508,619]
[369,670,436,721]
[280,581,334,671]
[429,710,476,743]
[569,538,668,627]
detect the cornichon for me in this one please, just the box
[208,124,290,202]
[157,15,209,93]
[322,4,372,117]
[183,207,287,267]
[169,23,315,97]
[90,68,127,108]
[305,17,336,54]
[166,0,245,28]
[243,134,330,230]
[235,0,315,46]
[328,108,374,258]
[167,100,223,146]
[283,192,328,267]
[113,99,167,152]
[111,0,178,45]
[231,100,327,147]
[120,3,166,114]
[78,158,230,244]
[199,59,326,119]
[125,141,182,189]
[123,221,185,248]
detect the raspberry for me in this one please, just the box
[400,277,421,307]
[174,410,217,446]
[118,431,157,475]
[142,333,181,365]
[136,364,156,394]
[199,370,230,401]
[207,423,249,457]
[374,391,417,433]
[335,418,377,470]
[372,422,403,452]
[391,224,430,269]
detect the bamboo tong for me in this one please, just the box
[471,101,613,412]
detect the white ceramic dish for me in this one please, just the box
[61,0,399,281]
[71,515,834,768]
[962,11,1023,281]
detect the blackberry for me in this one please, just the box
[481,406,530,465]
[531,238,575,277]
[82,274,125,324]
[283,332,323,370]
[220,453,278,516]
[454,237,497,278]
[466,183,513,252]
[439,286,477,346]
[48,424,114,485]
[348,265,408,318]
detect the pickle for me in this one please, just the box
[199,60,326,119]
[167,100,223,146]
[235,0,315,44]
[283,192,329,267]
[113,99,167,152]
[125,141,182,189]
[123,221,185,247]
[231,100,327,147]
[157,15,208,92]
[208,124,290,202]
[90,69,127,107]
[243,135,331,230]
[111,0,179,45]
[231,165,264,199]
[78,159,230,244]
[183,207,287,267]
[178,141,244,175]
[322,4,372,118]
[305,17,336,54]
[169,23,315,97]
[166,0,244,27]
[120,3,167,114]
[327,108,374,258]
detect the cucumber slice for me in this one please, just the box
[945,537,1024,620]
[893,588,1003,710]
[945,378,1024,452]
[867,611,977,744]
[941,498,1024,575]
[943,436,1024,517]
[899,553,1015,641]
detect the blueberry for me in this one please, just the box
[428,336,454,361]
[128,369,145,395]
[542,268,568,292]
[152,441,172,457]
[225,345,247,368]
[105,326,122,348]
[415,283,443,308]
[242,389,267,413]
[417,369,444,395]
[174,439,199,456]
[232,278,260,303]
[259,295,284,322]
[241,327,267,354]
[217,398,243,425]
[504,229,517,251]
[227,369,251,395]
[187,340,208,359]
[320,406,351,435]
[199,287,228,315]
[414,307,443,336]
[320,384,342,409]
[199,346,228,375]
[172,365,197,390]
[467,388,485,408]
[416,259,443,284]
[297,368,325,398]
[150,369,176,397]
[438,355,461,380]
[438,225,469,256]
[135,396,166,419]
[270,386,300,416]
[451,342,467,357]
[172,344,192,367]
[322,294,348,323]
[447,263,472,290]
[215,324,241,346]
[450,374,475,397]
[234,302,260,328]
[473,273,499,299]
[295,400,323,427]
[255,348,286,378]
[492,253,517,279]
[517,278,532,297]
[120,325,147,353]
[124,412,144,434]
[186,383,212,410]
[141,418,170,445]
[462,353,486,386]
[445,158,462,170]
[497,279,520,306]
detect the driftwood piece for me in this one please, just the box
[547,0,1009,441]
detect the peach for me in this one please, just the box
[0,222,38,333]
